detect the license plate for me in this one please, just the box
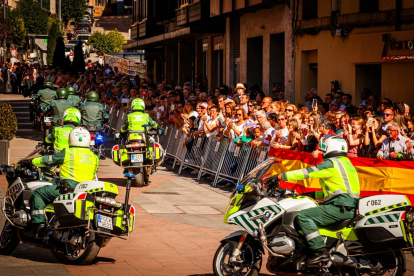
[44,117,51,123]
[97,214,113,230]
[131,154,143,163]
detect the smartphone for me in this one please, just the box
[171,104,175,112]
[312,99,317,107]
[368,117,373,124]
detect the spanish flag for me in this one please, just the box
[266,148,414,202]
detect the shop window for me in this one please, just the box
[360,0,379,13]
[302,0,317,20]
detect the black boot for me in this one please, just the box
[306,248,330,264]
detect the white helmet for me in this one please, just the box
[318,134,347,158]
[69,127,91,148]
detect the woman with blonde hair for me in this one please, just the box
[344,117,365,157]
[271,118,299,150]
[285,104,297,120]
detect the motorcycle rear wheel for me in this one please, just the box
[213,243,261,276]
[342,250,406,276]
[0,222,20,255]
[51,232,103,265]
[133,169,145,187]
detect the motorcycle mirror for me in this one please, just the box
[114,133,121,139]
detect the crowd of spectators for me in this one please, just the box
[3,60,414,163]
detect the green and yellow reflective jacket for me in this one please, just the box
[33,88,57,105]
[121,111,158,133]
[80,102,109,129]
[32,147,99,185]
[280,156,360,207]
[68,95,82,108]
[45,124,75,151]
[47,99,75,124]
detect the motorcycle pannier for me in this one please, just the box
[112,144,129,166]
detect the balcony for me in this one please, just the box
[176,0,209,27]
[136,18,164,39]
[210,0,287,17]
[131,24,138,40]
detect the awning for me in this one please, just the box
[34,38,47,52]
[123,27,191,51]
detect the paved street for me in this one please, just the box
[0,95,273,275]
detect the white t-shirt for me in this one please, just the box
[205,117,219,138]
[225,121,246,151]
[272,126,289,145]
[262,127,275,145]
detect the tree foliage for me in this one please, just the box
[61,0,86,32]
[89,29,126,54]
[52,37,65,69]
[47,18,62,65]
[71,41,85,74]
[63,56,72,74]
[0,101,17,140]
[0,7,27,46]
[13,0,49,34]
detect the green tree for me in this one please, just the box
[89,29,126,54]
[47,19,62,65]
[0,101,18,140]
[13,0,49,34]
[61,0,86,33]
[52,37,65,69]
[71,41,85,74]
[0,7,27,46]
[63,56,72,74]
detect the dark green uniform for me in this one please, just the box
[45,124,76,151]
[33,88,57,108]
[68,95,82,108]
[31,147,99,224]
[80,102,109,130]
[280,156,360,251]
[46,99,75,125]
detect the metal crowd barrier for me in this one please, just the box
[161,126,271,187]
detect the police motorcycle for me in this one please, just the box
[213,158,413,276]
[0,159,136,265]
[84,123,106,160]
[112,125,165,187]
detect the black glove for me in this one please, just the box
[265,175,279,189]
[18,159,32,167]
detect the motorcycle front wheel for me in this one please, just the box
[213,242,261,276]
[0,222,20,255]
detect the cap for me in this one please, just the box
[200,102,208,109]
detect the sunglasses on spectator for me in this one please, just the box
[383,113,393,117]
[248,105,254,107]
[381,102,389,105]
[335,96,341,99]
[235,113,242,117]
[277,118,285,121]
[177,106,183,108]
[357,108,364,110]
[286,109,293,112]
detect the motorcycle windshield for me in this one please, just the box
[238,157,275,188]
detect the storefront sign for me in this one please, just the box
[382,33,414,60]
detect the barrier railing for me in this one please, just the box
[159,126,271,187]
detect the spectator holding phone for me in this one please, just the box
[364,115,387,158]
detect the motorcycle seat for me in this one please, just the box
[320,219,351,231]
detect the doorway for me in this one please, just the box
[355,64,381,105]
[269,33,285,94]
[247,36,263,88]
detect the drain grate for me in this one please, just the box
[142,191,180,195]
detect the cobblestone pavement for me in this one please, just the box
[1,94,414,275]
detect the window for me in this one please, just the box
[178,0,198,7]
[302,0,317,20]
[360,0,379,13]
[138,0,147,21]
[95,0,107,7]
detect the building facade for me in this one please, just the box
[124,0,293,97]
[293,0,414,107]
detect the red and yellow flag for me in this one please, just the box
[267,148,414,202]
